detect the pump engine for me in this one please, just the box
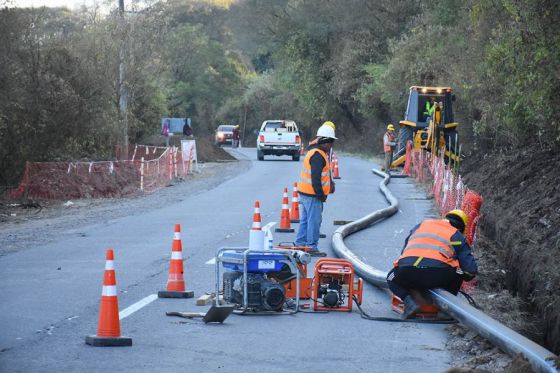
[223,271,285,311]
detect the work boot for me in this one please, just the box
[402,296,420,319]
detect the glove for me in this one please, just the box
[318,195,327,203]
[330,182,335,194]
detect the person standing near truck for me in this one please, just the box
[295,122,337,256]
[232,125,240,148]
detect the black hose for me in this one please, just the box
[458,290,480,309]
[352,296,457,324]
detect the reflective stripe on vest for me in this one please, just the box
[396,220,460,268]
[297,148,331,196]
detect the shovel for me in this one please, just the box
[166,305,234,323]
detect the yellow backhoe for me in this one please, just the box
[391,86,461,167]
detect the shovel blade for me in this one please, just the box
[202,305,234,323]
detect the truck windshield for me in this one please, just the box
[218,126,234,132]
[264,121,295,132]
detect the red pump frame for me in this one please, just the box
[312,258,363,312]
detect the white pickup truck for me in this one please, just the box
[256,120,301,161]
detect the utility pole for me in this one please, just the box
[118,0,129,159]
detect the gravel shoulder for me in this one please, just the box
[0,160,250,257]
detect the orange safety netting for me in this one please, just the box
[408,149,483,246]
[402,140,413,175]
[8,144,195,200]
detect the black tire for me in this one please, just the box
[257,149,264,161]
[394,125,413,161]
[292,153,300,161]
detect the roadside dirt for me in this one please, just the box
[442,146,560,372]
[461,147,560,355]
[140,134,237,163]
[0,138,247,257]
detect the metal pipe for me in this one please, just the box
[331,168,558,373]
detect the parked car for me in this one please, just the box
[214,125,235,146]
[256,120,301,161]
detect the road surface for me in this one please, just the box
[0,147,455,372]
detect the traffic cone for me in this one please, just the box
[300,143,305,156]
[252,201,262,230]
[333,155,341,179]
[249,201,265,250]
[290,182,300,223]
[275,187,294,233]
[86,249,132,347]
[158,224,194,298]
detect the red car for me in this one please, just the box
[214,125,235,146]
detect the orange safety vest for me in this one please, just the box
[297,148,331,196]
[383,131,395,153]
[394,220,460,268]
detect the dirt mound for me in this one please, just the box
[461,147,560,354]
[140,134,236,162]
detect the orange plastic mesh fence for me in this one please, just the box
[409,150,483,246]
[402,140,413,175]
[8,145,194,200]
[461,190,484,246]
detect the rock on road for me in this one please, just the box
[0,147,454,373]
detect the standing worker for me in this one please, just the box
[383,124,396,173]
[232,125,240,148]
[295,122,337,256]
[386,210,478,319]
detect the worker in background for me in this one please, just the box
[386,210,478,319]
[232,125,240,148]
[383,124,396,173]
[424,96,436,121]
[295,121,337,257]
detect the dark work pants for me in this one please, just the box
[384,151,393,171]
[386,266,463,301]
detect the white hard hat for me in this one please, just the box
[316,123,337,139]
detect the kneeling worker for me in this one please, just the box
[387,210,478,319]
[295,122,337,256]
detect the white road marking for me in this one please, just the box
[119,294,158,320]
[206,257,216,265]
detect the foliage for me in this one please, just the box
[0,1,250,186]
[1,0,558,184]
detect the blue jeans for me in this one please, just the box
[295,194,323,250]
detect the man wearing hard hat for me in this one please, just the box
[387,210,478,319]
[295,121,337,256]
[383,124,396,173]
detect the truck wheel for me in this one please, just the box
[292,153,300,161]
[257,150,264,161]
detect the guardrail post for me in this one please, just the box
[173,146,178,178]
[140,157,144,192]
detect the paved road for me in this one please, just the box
[0,147,451,372]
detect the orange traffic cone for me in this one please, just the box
[276,187,294,233]
[86,248,132,347]
[290,182,300,223]
[252,201,262,230]
[333,155,341,179]
[158,224,194,298]
[300,143,305,156]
